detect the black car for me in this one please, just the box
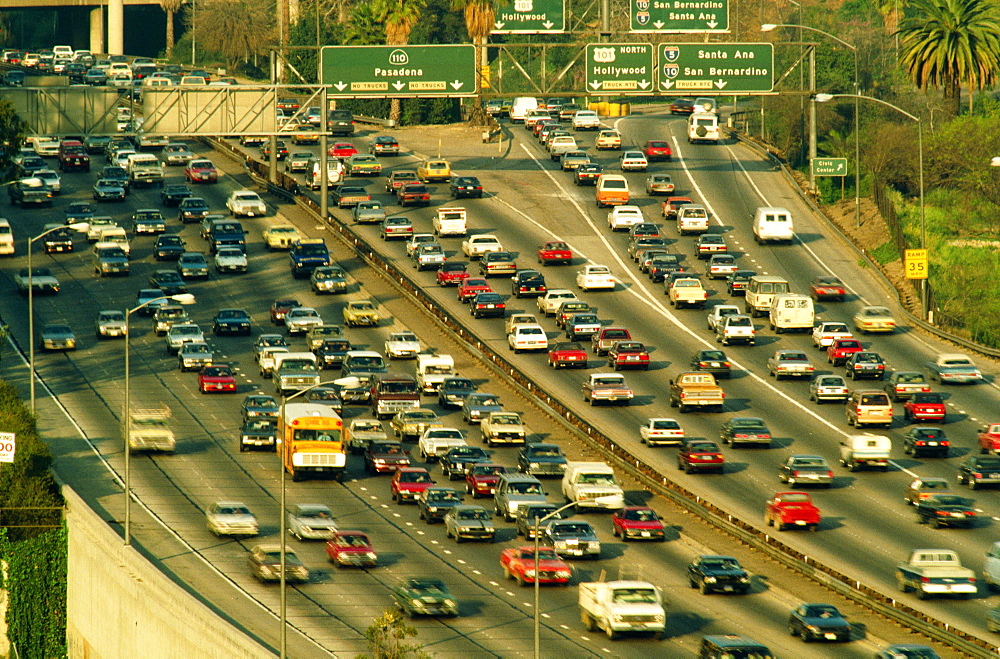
[438,376,477,408]
[260,140,289,160]
[391,578,458,618]
[440,446,491,480]
[719,417,771,448]
[239,418,278,452]
[100,165,130,192]
[958,454,1000,490]
[315,339,352,369]
[511,270,547,298]
[417,487,463,523]
[364,439,411,473]
[517,443,567,477]
[154,235,186,261]
[450,176,483,199]
[178,197,210,223]
[845,351,886,380]
[788,603,851,642]
[213,309,252,336]
[726,270,757,296]
[149,269,188,295]
[84,135,112,155]
[369,135,400,156]
[916,494,977,528]
[688,555,751,594]
[160,183,193,207]
[902,427,950,458]
[574,163,603,186]
[470,292,505,319]
[648,255,685,282]
[690,349,731,378]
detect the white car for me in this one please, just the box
[285,307,324,335]
[811,321,853,349]
[94,309,128,339]
[508,324,549,353]
[286,503,337,541]
[261,224,301,250]
[608,205,644,231]
[226,189,267,217]
[462,234,503,259]
[537,289,579,315]
[576,264,615,291]
[572,110,601,130]
[206,501,259,537]
[384,331,421,359]
[32,137,60,157]
[406,233,436,258]
[165,323,204,354]
[639,418,685,446]
[707,305,742,332]
[86,217,118,242]
[162,143,194,165]
[214,247,248,273]
[35,169,61,194]
[619,150,648,172]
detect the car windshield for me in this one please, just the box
[472,465,504,476]
[457,509,489,520]
[510,482,543,494]
[400,472,431,483]
[428,490,460,502]
[612,588,658,604]
[527,446,560,457]
[551,523,591,535]
[804,605,840,618]
[444,379,474,390]
[623,509,658,522]
[911,393,942,403]
[578,473,615,485]
[218,505,250,516]
[701,558,739,569]
[929,495,966,506]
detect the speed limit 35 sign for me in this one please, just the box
[0,432,15,463]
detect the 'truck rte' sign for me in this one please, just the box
[492,0,566,33]
[658,43,773,93]
[320,45,477,97]
[585,44,655,94]
[630,0,730,33]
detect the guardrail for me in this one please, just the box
[214,138,997,657]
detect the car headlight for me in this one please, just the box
[704,576,717,583]
[365,552,377,560]
[524,570,536,578]
[806,625,821,634]
[556,570,571,578]
[529,462,541,469]
[428,506,437,512]
[738,576,750,583]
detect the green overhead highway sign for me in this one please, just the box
[811,157,849,176]
[631,0,729,33]
[658,43,773,93]
[492,0,566,33]
[585,43,655,95]
[320,45,477,97]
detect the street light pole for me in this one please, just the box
[123,293,194,546]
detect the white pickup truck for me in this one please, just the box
[433,207,467,237]
[462,234,502,259]
[579,581,666,640]
[561,461,625,509]
[895,549,977,599]
[128,407,176,453]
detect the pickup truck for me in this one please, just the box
[895,549,977,599]
[537,289,578,316]
[926,353,983,384]
[667,277,707,309]
[345,418,388,454]
[668,372,725,412]
[330,185,370,208]
[582,373,633,406]
[480,411,526,446]
[978,424,1000,454]
[764,491,821,531]
[128,407,176,453]
[14,267,60,295]
[591,327,631,355]
[126,153,164,187]
[433,207,467,237]
[578,581,665,640]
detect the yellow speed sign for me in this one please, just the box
[904,249,928,279]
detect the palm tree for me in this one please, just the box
[373,0,426,124]
[896,0,1000,115]
[452,0,505,125]
[159,0,184,55]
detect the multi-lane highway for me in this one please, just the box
[1,104,985,656]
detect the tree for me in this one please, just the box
[0,99,28,182]
[896,0,1000,115]
[358,609,430,659]
[159,0,184,55]
[451,0,505,125]
[185,0,275,70]
[372,0,427,124]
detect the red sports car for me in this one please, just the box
[612,506,666,541]
[436,261,470,286]
[269,298,300,324]
[642,140,673,162]
[328,142,358,159]
[904,392,947,423]
[547,341,588,369]
[198,364,237,393]
[537,241,573,266]
[457,277,492,303]
[500,546,572,585]
[325,530,378,568]
[810,275,847,301]
[184,159,218,183]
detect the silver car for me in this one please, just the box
[808,374,850,404]
[206,501,259,537]
[95,309,127,339]
[286,503,337,540]
[443,505,495,543]
[165,323,204,354]
[542,519,601,558]
[285,307,323,335]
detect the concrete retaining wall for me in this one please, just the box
[64,486,272,659]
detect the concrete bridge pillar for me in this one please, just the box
[108,0,124,55]
[90,7,105,55]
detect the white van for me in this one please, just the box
[0,218,13,255]
[688,113,720,143]
[143,77,173,88]
[744,275,791,317]
[415,354,455,393]
[768,293,815,333]
[753,206,795,244]
[676,204,709,235]
[510,96,540,123]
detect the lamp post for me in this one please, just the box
[123,292,195,546]
[532,496,619,658]
[27,223,89,413]
[816,92,926,316]
[762,23,859,225]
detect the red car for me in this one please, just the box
[537,241,573,266]
[677,439,725,474]
[500,546,572,585]
[269,298,300,324]
[184,159,218,183]
[826,338,863,367]
[607,341,650,371]
[548,341,588,369]
[436,261,470,286]
[390,467,435,504]
[611,506,666,541]
[810,275,847,301]
[765,492,821,531]
[978,423,1000,453]
[198,364,237,393]
[465,463,507,498]
[397,184,431,207]
[661,196,693,220]
[328,142,358,159]
[457,277,492,302]
[325,530,378,568]
[642,140,673,162]
[903,392,947,423]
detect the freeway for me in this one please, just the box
[0,112,967,657]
